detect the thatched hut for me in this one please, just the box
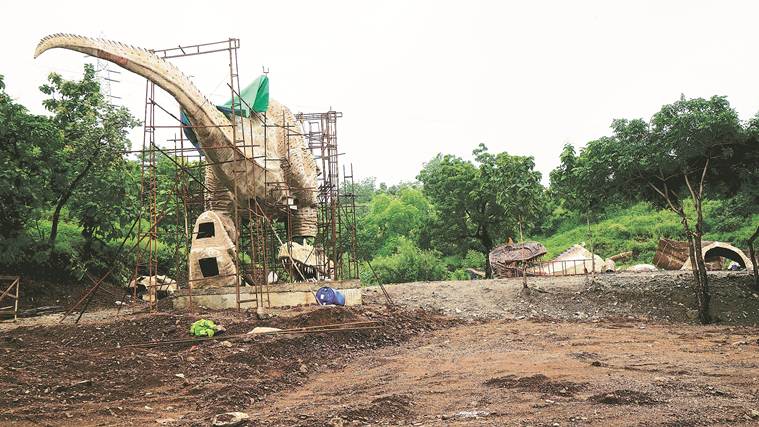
[654,239,696,270]
[489,241,547,278]
[543,244,605,275]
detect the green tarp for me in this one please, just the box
[217,74,270,117]
[181,75,270,147]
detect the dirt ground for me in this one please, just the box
[2,271,759,426]
[255,319,759,426]
[365,271,759,325]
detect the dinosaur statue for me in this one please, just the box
[34,34,328,287]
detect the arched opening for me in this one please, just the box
[701,242,753,271]
[704,247,746,269]
[680,242,753,271]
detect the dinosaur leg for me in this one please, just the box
[188,167,239,288]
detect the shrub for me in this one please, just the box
[360,236,446,284]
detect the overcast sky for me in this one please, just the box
[3,0,759,185]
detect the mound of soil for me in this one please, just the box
[365,271,758,325]
[484,374,586,397]
[339,393,413,422]
[589,389,660,405]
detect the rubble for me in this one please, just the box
[212,412,249,426]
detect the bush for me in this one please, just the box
[360,236,446,284]
[0,233,85,281]
[444,250,486,280]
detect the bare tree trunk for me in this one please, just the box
[519,219,527,288]
[748,225,759,290]
[587,213,595,282]
[683,166,712,324]
[675,208,711,324]
[690,232,711,324]
[649,171,713,325]
[481,230,494,279]
[48,141,103,247]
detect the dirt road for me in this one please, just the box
[254,319,759,426]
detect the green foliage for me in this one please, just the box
[356,185,433,259]
[40,64,140,247]
[418,144,546,273]
[360,236,446,284]
[445,250,487,280]
[700,198,759,248]
[0,74,60,237]
[417,153,480,256]
[0,68,139,282]
[537,202,683,265]
[608,96,746,210]
[536,200,759,267]
[346,177,378,205]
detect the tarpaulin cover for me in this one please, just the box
[181,75,270,148]
[217,74,269,117]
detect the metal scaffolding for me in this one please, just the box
[296,112,359,281]
[120,37,360,315]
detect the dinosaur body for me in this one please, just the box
[35,34,324,286]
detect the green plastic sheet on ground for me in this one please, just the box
[217,74,270,117]
[189,319,218,337]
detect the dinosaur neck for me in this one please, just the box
[34,34,240,182]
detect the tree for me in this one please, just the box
[573,95,749,323]
[480,146,546,242]
[0,75,60,239]
[356,186,433,259]
[550,137,615,279]
[418,144,546,276]
[39,64,139,247]
[741,114,759,288]
[549,144,578,204]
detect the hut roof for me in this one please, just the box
[489,241,547,279]
[489,242,547,264]
[552,244,603,263]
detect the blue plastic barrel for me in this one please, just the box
[315,287,346,306]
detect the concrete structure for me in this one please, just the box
[173,280,362,310]
[681,241,753,271]
[189,211,238,288]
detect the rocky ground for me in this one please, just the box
[2,271,758,426]
[365,270,758,324]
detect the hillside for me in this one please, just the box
[536,201,758,267]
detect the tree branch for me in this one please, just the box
[699,157,710,197]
